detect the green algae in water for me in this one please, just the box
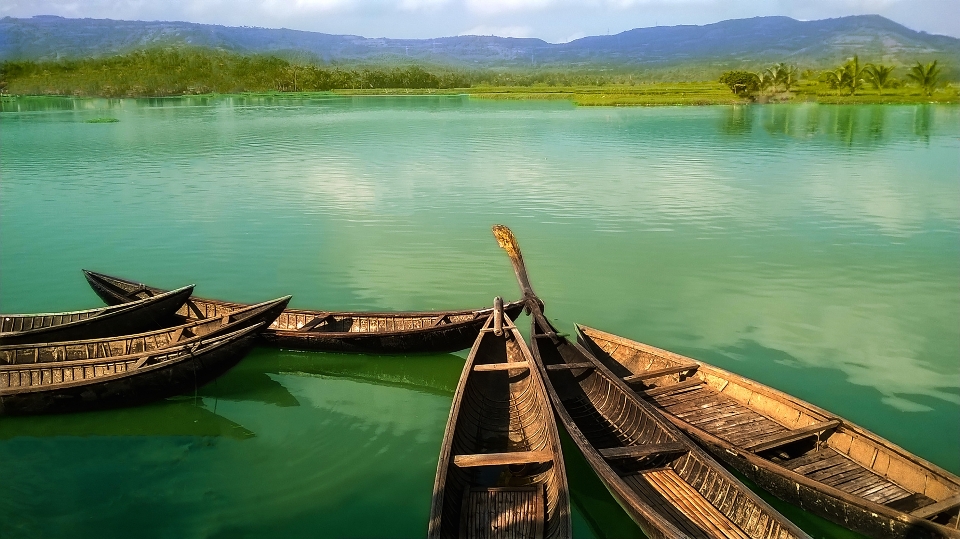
[85,117,120,123]
[0,97,956,538]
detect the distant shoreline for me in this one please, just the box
[3,83,958,107]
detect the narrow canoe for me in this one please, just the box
[83,270,525,354]
[492,225,811,539]
[577,325,960,539]
[0,296,291,365]
[429,298,571,539]
[0,285,194,346]
[0,323,266,415]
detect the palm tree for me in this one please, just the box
[756,70,775,94]
[864,64,896,95]
[762,63,798,93]
[906,60,941,96]
[844,55,869,95]
[820,67,849,96]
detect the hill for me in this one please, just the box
[1,14,958,77]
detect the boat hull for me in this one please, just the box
[84,270,525,353]
[576,325,960,539]
[0,286,193,346]
[0,327,260,415]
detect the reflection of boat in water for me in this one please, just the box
[0,397,254,440]
[577,325,960,539]
[84,270,525,354]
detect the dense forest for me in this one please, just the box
[0,47,656,97]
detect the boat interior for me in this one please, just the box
[578,326,960,529]
[535,320,803,539]
[434,314,567,539]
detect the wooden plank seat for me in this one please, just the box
[911,494,960,520]
[598,442,687,460]
[297,314,335,331]
[453,450,553,468]
[635,378,702,398]
[461,486,545,539]
[744,420,841,453]
[544,362,594,371]
[623,363,699,384]
[474,362,530,372]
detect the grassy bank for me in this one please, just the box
[328,83,958,105]
[2,47,957,106]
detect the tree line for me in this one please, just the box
[0,47,657,97]
[720,57,944,98]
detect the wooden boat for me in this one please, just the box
[492,225,811,539]
[83,270,525,353]
[428,297,571,539]
[0,296,291,366]
[0,323,266,415]
[577,325,960,539]
[0,285,194,346]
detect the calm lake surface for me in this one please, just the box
[1,96,958,539]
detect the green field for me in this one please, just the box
[333,82,959,105]
[2,47,957,105]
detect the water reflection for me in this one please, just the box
[913,105,932,142]
[720,105,753,135]
[0,398,254,439]
[712,104,942,148]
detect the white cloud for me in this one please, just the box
[464,0,556,15]
[398,0,452,11]
[459,24,534,37]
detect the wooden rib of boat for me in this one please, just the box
[83,270,526,354]
[0,285,195,346]
[577,325,960,539]
[0,296,291,366]
[429,297,571,539]
[0,323,266,415]
[492,225,811,539]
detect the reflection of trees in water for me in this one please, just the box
[720,105,754,136]
[913,105,931,143]
[832,106,858,146]
[867,107,886,142]
[729,105,918,148]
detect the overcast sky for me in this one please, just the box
[3,0,958,42]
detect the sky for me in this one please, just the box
[2,0,959,42]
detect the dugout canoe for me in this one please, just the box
[492,225,811,539]
[0,323,265,415]
[428,297,571,539]
[0,296,290,366]
[577,325,960,539]
[83,270,525,353]
[0,285,194,346]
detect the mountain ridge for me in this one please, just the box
[2,14,957,76]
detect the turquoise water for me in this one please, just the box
[1,96,957,538]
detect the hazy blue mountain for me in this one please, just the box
[2,14,957,74]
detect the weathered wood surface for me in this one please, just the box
[0,296,290,366]
[0,323,266,415]
[0,285,194,346]
[84,270,525,353]
[577,324,960,539]
[428,302,570,539]
[491,224,809,539]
